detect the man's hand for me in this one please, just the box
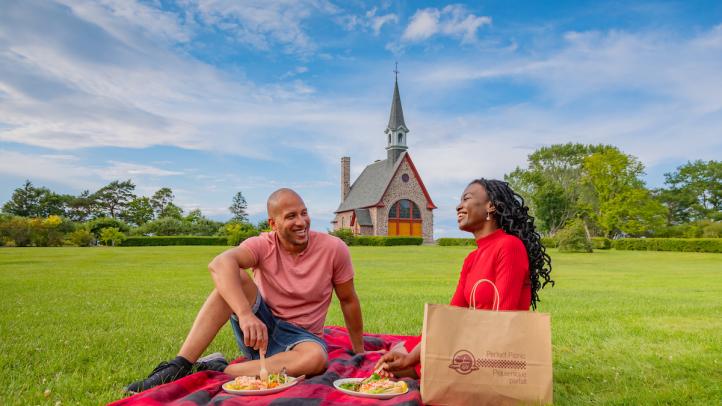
[374,351,412,378]
[237,311,268,352]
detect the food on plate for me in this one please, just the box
[224,373,289,391]
[339,373,408,394]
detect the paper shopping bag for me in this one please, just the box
[420,281,553,405]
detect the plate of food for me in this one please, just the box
[333,373,409,399]
[222,372,303,395]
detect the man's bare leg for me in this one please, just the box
[178,274,258,362]
[223,342,327,377]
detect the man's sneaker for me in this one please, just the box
[124,357,193,394]
[195,352,228,372]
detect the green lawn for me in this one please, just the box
[0,246,720,405]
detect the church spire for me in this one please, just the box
[387,63,407,131]
[385,63,409,164]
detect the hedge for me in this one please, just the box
[121,236,229,246]
[591,237,612,250]
[352,236,423,246]
[540,237,558,248]
[613,238,722,253]
[437,238,475,246]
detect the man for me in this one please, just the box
[125,188,364,393]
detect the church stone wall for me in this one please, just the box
[375,158,434,243]
[332,211,354,231]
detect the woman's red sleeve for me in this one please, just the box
[495,238,529,310]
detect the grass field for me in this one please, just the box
[1,246,720,405]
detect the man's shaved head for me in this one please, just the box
[267,188,304,218]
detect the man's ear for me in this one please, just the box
[268,217,277,230]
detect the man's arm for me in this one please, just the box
[334,279,365,353]
[208,246,268,350]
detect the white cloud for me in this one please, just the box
[403,9,439,42]
[98,161,184,180]
[187,0,338,55]
[367,7,399,36]
[338,6,398,36]
[0,0,381,162]
[402,5,491,44]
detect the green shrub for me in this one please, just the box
[99,227,126,247]
[88,217,130,236]
[702,221,722,238]
[354,236,423,246]
[591,237,612,249]
[329,228,355,245]
[66,229,95,247]
[227,229,260,246]
[135,217,189,236]
[0,216,32,247]
[540,236,559,248]
[120,236,229,246]
[613,238,722,253]
[557,219,593,253]
[437,238,475,246]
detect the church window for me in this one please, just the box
[389,199,421,220]
[401,173,410,183]
[388,199,422,237]
[388,134,391,144]
[398,133,403,143]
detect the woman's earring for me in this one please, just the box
[486,213,491,221]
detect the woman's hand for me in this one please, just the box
[374,351,412,378]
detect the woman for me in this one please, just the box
[375,178,554,378]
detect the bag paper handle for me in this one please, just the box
[469,279,500,311]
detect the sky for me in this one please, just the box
[1,0,721,237]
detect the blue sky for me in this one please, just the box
[1,0,721,237]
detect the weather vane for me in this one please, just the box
[394,61,399,80]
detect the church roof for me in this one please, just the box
[387,79,407,131]
[335,154,404,212]
[353,209,373,226]
[335,152,437,213]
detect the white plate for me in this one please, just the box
[222,376,301,395]
[333,378,408,400]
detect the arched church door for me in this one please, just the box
[388,199,422,236]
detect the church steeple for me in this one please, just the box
[385,64,409,164]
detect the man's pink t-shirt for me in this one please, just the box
[239,231,354,337]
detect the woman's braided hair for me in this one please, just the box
[470,178,554,309]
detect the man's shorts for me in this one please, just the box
[229,294,327,360]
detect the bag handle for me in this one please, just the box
[469,279,500,311]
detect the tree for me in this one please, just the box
[151,187,175,218]
[660,160,722,222]
[2,180,43,217]
[581,148,667,237]
[229,192,249,223]
[159,202,184,219]
[93,180,136,218]
[66,190,96,222]
[123,197,154,226]
[505,144,607,234]
[2,180,70,217]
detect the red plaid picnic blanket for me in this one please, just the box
[109,326,422,405]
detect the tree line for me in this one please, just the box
[506,143,721,239]
[0,179,265,246]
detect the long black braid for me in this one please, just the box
[471,178,554,310]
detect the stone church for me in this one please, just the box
[332,77,436,243]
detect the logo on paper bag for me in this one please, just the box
[449,349,528,381]
[448,350,479,375]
